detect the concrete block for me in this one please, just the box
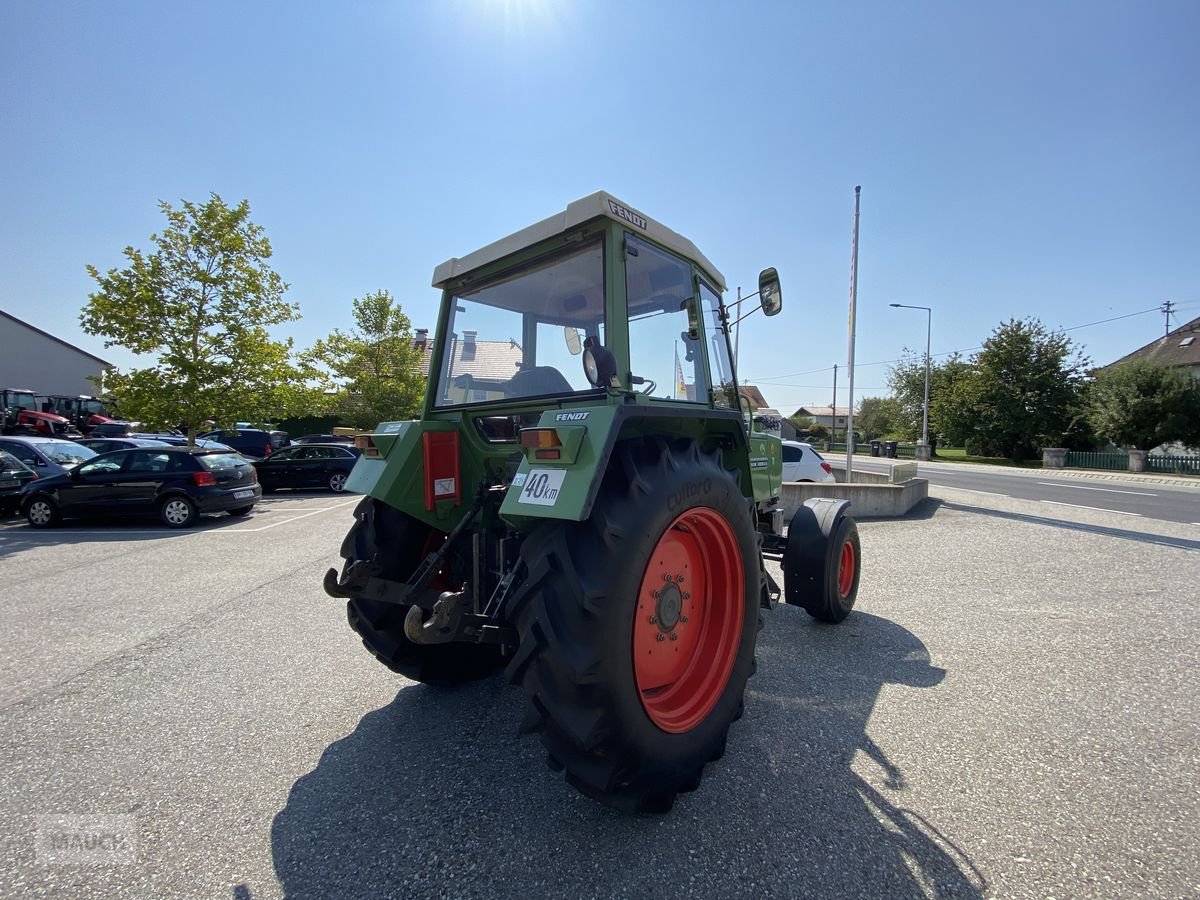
[780,475,928,518]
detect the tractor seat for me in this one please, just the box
[505,366,573,398]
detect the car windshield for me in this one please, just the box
[435,238,606,407]
[198,453,248,471]
[40,441,97,465]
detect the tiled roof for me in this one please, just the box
[414,336,523,380]
[739,384,770,409]
[1101,315,1200,370]
[792,405,849,418]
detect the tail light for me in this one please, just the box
[519,428,562,460]
[820,462,833,475]
[355,435,380,458]
[264,444,271,457]
[192,471,216,486]
[247,468,257,483]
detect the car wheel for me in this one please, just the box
[329,472,348,492]
[25,497,61,528]
[160,496,198,528]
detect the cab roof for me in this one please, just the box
[432,191,726,292]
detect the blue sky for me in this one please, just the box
[2,0,1197,414]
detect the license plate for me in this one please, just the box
[233,490,254,500]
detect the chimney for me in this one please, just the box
[414,328,428,351]
[462,330,477,361]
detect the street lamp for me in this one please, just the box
[889,303,932,456]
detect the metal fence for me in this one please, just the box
[828,441,916,458]
[1065,451,1129,471]
[1146,455,1200,475]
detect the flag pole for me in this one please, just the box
[845,185,861,480]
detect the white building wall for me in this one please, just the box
[0,315,111,395]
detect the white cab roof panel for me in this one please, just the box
[432,191,726,291]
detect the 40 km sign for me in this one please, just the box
[517,468,566,506]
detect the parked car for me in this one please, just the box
[77,437,173,455]
[86,421,140,438]
[0,436,97,478]
[292,433,355,445]
[198,428,290,459]
[20,447,261,529]
[781,440,836,483]
[252,443,361,493]
[0,450,38,515]
[132,434,237,452]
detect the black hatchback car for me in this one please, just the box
[198,429,290,460]
[252,443,361,493]
[0,450,38,515]
[20,447,261,528]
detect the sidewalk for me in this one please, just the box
[821,451,1200,489]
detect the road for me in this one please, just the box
[0,490,1197,898]
[837,455,1200,524]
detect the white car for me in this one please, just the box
[781,440,836,483]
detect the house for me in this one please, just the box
[413,329,524,402]
[1100,315,1200,379]
[0,309,114,395]
[791,405,850,433]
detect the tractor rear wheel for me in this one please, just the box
[507,439,760,812]
[341,497,504,686]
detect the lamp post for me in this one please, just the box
[889,303,932,460]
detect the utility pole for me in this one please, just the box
[831,363,838,446]
[845,186,861,478]
[1162,299,1176,336]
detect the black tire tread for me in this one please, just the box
[506,438,760,813]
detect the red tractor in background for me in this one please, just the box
[36,394,116,435]
[1,389,83,438]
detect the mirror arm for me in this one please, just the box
[730,302,767,327]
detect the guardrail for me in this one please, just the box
[1146,455,1200,475]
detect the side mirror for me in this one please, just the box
[758,267,783,316]
[564,327,582,356]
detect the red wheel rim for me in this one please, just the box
[633,507,744,734]
[837,539,856,598]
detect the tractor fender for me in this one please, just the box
[499,405,750,525]
[782,498,853,608]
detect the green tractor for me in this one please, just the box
[324,192,861,812]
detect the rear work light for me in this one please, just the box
[192,471,216,487]
[355,435,380,458]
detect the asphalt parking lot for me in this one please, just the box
[0,489,1196,899]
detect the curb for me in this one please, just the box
[821,452,1200,489]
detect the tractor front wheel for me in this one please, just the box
[507,439,760,812]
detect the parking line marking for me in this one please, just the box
[1038,500,1142,517]
[1037,482,1157,496]
[213,499,358,532]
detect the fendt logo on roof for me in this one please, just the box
[608,200,647,231]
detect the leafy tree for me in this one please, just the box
[887,352,973,443]
[82,194,309,442]
[948,318,1089,460]
[1087,362,1200,450]
[304,290,426,426]
[855,396,904,441]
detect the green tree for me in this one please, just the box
[887,352,973,443]
[82,194,309,443]
[305,290,426,426]
[1087,362,1200,450]
[952,318,1089,460]
[855,396,904,440]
